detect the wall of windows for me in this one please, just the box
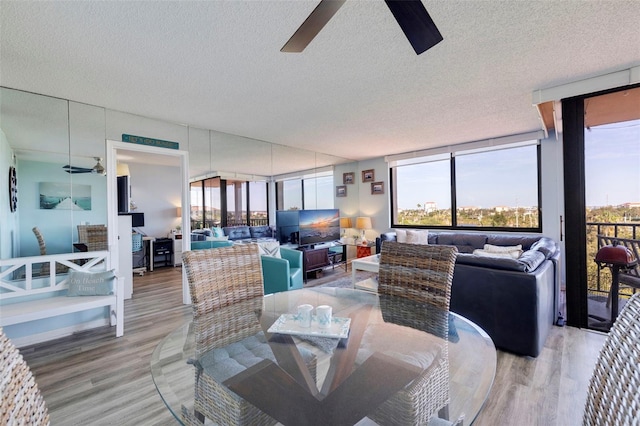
[190,177,268,229]
[390,141,541,231]
[276,172,334,211]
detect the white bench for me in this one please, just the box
[0,251,124,343]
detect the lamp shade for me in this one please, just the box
[340,217,352,228]
[116,163,130,176]
[176,206,182,218]
[355,217,372,230]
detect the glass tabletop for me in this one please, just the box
[151,287,496,425]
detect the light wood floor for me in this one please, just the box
[18,266,606,426]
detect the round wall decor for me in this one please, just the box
[8,166,17,212]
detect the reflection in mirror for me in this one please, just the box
[0,88,107,259]
[210,131,273,177]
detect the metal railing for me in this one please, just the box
[587,222,640,296]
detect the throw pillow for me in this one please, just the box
[395,229,407,243]
[257,241,281,258]
[405,230,429,245]
[484,243,522,253]
[473,249,522,259]
[67,269,116,296]
[212,227,225,238]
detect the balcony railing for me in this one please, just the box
[587,222,640,296]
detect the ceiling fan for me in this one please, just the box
[281,0,443,55]
[63,157,106,175]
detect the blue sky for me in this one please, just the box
[585,120,640,207]
[396,144,538,210]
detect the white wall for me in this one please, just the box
[0,129,18,259]
[127,161,182,239]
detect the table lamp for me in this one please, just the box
[340,217,353,241]
[355,217,372,245]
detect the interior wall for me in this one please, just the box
[0,129,17,259]
[127,161,182,239]
[354,157,390,241]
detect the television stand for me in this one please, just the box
[299,243,346,282]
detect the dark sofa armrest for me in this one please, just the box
[376,232,397,254]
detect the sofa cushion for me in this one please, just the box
[436,233,487,253]
[223,226,251,240]
[486,234,540,250]
[456,250,545,272]
[250,225,272,239]
[395,229,407,243]
[212,227,225,237]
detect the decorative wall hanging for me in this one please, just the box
[343,172,355,184]
[371,182,384,195]
[39,182,92,210]
[8,166,17,212]
[362,169,375,182]
[336,185,347,197]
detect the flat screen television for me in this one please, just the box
[298,209,340,247]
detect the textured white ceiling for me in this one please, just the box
[1,1,639,161]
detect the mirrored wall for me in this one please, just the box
[0,87,355,259]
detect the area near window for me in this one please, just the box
[389,139,541,231]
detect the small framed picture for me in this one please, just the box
[362,169,375,182]
[343,172,355,184]
[371,181,384,195]
[336,185,347,197]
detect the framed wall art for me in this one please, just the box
[362,169,375,182]
[371,181,384,195]
[336,185,347,197]
[343,172,355,184]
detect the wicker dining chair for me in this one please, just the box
[583,292,640,425]
[372,241,458,426]
[182,244,316,426]
[0,327,50,426]
[32,227,68,275]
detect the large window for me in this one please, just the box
[391,142,541,231]
[191,177,268,229]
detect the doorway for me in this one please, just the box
[106,140,191,304]
[564,85,640,329]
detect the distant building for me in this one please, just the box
[423,201,437,213]
[457,206,481,211]
[621,202,640,208]
[494,206,511,212]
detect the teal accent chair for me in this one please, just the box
[261,247,303,295]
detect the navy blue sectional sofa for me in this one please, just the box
[376,231,561,357]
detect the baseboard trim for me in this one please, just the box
[13,319,111,348]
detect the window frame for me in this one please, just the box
[390,143,543,233]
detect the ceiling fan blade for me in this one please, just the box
[281,0,346,52]
[384,0,443,55]
[63,165,93,173]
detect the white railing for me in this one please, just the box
[0,251,111,299]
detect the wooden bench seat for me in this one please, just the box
[0,251,124,344]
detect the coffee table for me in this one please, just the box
[151,287,496,426]
[351,254,380,292]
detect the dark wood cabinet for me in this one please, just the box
[300,244,346,281]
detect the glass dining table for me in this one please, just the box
[151,287,496,425]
